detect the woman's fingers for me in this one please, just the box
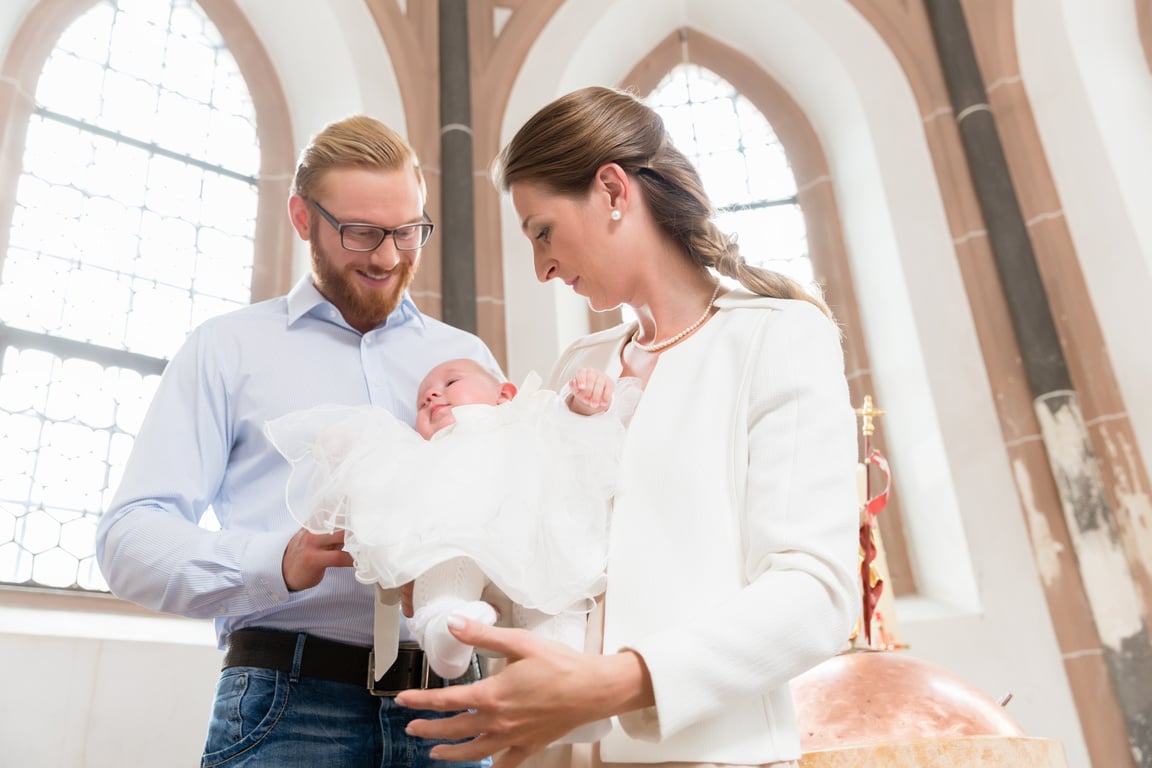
[426,735,510,765]
[396,683,481,717]
[406,708,487,741]
[449,616,538,658]
[399,617,626,764]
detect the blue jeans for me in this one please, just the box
[201,666,487,768]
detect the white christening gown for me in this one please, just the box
[265,373,637,616]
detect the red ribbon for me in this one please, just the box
[863,449,890,521]
[859,449,891,645]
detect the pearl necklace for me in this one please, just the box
[631,281,722,353]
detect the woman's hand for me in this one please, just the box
[396,617,652,768]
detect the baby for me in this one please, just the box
[267,360,635,742]
[407,358,619,680]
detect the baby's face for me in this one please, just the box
[415,360,502,439]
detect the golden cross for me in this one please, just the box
[854,395,885,438]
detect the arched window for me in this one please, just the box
[643,58,919,595]
[603,62,815,333]
[646,63,815,292]
[0,0,260,591]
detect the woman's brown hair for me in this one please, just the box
[493,86,831,318]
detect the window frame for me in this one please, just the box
[615,28,916,596]
[0,0,295,594]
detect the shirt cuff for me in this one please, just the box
[241,527,297,607]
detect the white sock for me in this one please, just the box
[411,558,496,679]
[418,599,498,679]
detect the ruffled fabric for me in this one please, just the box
[265,373,638,614]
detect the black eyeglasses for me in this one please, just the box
[308,199,434,252]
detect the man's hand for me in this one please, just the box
[400,581,415,617]
[282,528,354,592]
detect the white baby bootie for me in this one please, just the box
[414,599,498,680]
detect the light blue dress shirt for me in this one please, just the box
[95,275,499,649]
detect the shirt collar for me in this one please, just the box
[286,274,427,332]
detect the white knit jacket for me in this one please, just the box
[546,290,860,765]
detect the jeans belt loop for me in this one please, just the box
[289,633,307,684]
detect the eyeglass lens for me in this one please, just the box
[341,223,432,252]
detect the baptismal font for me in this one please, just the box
[790,396,1069,767]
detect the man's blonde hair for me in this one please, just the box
[292,115,426,204]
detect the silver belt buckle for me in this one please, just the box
[366,647,433,697]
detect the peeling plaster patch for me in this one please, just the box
[1101,427,1152,573]
[1036,392,1109,533]
[1119,490,1152,575]
[1012,458,1064,588]
[1074,532,1145,647]
[1035,394,1145,648]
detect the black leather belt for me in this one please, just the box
[222,627,480,696]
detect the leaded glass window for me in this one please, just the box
[0,0,258,591]
[646,63,814,290]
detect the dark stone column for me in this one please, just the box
[924,1,1151,761]
[438,0,476,332]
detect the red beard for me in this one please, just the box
[311,241,417,331]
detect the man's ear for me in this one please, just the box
[594,162,630,214]
[497,382,518,403]
[288,194,311,240]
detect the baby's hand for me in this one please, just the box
[567,368,614,415]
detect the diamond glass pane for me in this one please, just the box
[0,0,258,590]
[0,344,161,590]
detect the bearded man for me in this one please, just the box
[96,115,497,768]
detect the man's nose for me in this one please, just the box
[368,237,405,269]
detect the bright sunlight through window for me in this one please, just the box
[0,0,257,591]
[646,64,814,288]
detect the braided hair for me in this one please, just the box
[492,86,831,318]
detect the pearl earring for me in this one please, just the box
[610,209,622,221]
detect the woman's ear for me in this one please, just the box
[288,194,311,240]
[594,162,630,214]
[497,382,518,403]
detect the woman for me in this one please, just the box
[397,85,860,768]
